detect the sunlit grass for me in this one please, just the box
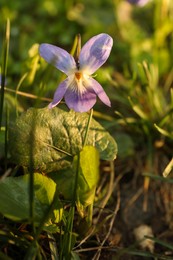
[0,19,10,128]
[0,0,173,259]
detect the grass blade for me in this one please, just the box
[0,19,10,128]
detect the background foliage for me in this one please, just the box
[0,0,173,259]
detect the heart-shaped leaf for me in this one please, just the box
[9,107,117,173]
[0,173,62,225]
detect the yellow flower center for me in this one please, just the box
[75,72,82,81]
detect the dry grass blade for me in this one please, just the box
[92,189,120,260]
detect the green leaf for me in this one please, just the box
[75,146,99,219]
[74,146,99,207]
[71,251,81,260]
[0,251,12,260]
[128,97,148,120]
[49,146,99,219]
[49,168,75,202]
[0,173,62,224]
[9,107,117,173]
[154,123,173,139]
[115,133,134,159]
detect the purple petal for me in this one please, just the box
[48,78,69,108]
[86,77,111,107]
[64,89,97,113]
[127,0,149,6]
[79,33,113,74]
[39,44,76,75]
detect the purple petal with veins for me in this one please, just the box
[48,78,69,108]
[86,77,111,107]
[64,88,96,113]
[79,33,113,74]
[39,44,76,75]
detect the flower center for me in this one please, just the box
[75,72,82,81]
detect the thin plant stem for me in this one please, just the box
[59,206,75,260]
[4,105,9,170]
[0,19,10,128]
[83,109,93,147]
[48,233,59,260]
[15,73,28,116]
[45,142,73,157]
[29,165,35,232]
[92,188,120,260]
[61,109,94,259]
[29,113,37,234]
[67,206,75,259]
[72,153,80,204]
[1,86,52,102]
[61,155,80,259]
[65,108,94,257]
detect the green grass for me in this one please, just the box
[0,0,173,259]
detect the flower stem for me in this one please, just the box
[83,109,93,147]
[65,109,93,258]
[73,153,80,204]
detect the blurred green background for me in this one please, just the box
[1,0,173,163]
[1,0,172,78]
[1,1,173,257]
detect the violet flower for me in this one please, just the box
[127,0,149,6]
[39,33,113,112]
